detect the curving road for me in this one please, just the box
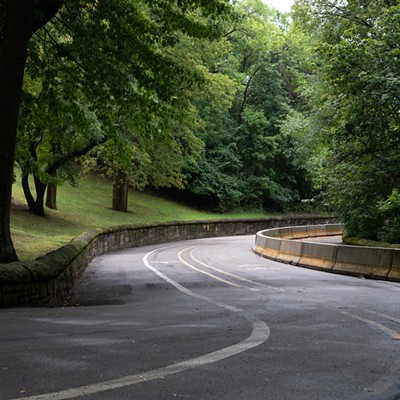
[1,235,400,400]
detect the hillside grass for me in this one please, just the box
[343,236,400,249]
[11,174,270,260]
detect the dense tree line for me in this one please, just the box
[0,0,233,262]
[180,0,312,212]
[288,0,400,242]
[1,0,315,263]
[5,0,398,262]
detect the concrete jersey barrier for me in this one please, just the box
[0,216,335,308]
[254,224,400,283]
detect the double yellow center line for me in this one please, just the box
[177,246,285,292]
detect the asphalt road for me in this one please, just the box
[1,235,400,400]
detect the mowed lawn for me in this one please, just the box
[11,174,268,260]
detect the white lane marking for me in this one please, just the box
[341,311,400,340]
[188,246,285,292]
[13,246,270,400]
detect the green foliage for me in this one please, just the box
[15,0,234,215]
[183,0,312,212]
[187,163,245,212]
[288,0,400,240]
[14,0,314,221]
[378,189,400,244]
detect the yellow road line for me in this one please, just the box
[363,309,400,325]
[341,311,400,340]
[177,248,241,288]
[189,247,285,292]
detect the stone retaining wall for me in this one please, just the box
[254,224,400,283]
[0,216,335,308]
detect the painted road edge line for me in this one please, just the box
[12,246,270,400]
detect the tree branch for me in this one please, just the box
[46,136,108,176]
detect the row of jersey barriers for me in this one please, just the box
[254,224,400,282]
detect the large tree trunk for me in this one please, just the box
[0,0,63,262]
[112,170,129,212]
[0,1,36,263]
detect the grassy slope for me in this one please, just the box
[11,174,269,260]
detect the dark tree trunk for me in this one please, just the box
[46,184,57,210]
[0,0,64,262]
[46,142,59,210]
[0,0,36,262]
[112,171,129,212]
[21,174,36,212]
[32,174,46,216]
[21,173,46,217]
[22,142,46,216]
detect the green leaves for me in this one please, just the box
[15,0,235,213]
[291,0,400,241]
[182,0,312,212]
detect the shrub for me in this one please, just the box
[378,189,400,244]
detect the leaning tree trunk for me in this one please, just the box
[0,0,36,262]
[21,173,36,212]
[21,173,46,217]
[112,170,129,212]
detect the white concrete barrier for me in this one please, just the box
[254,224,400,282]
[333,245,392,280]
[388,251,400,282]
[298,241,337,271]
[275,239,303,264]
[261,237,282,260]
